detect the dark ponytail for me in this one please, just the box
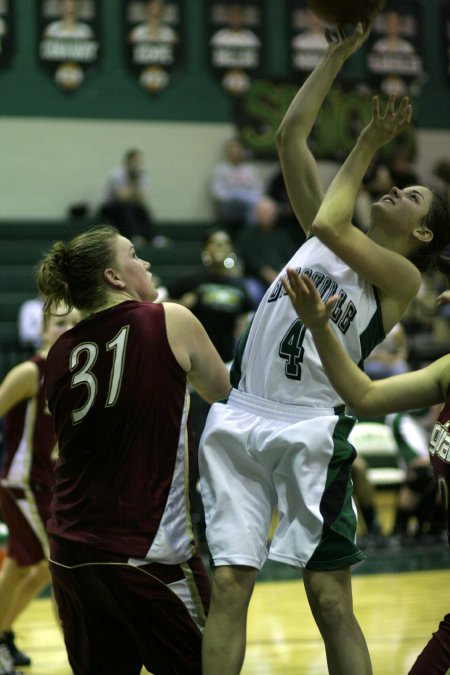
[409,190,450,275]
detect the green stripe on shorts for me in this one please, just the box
[306,415,366,571]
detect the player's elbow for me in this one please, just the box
[311,214,334,243]
[203,367,231,405]
[346,392,379,419]
[276,123,289,153]
[312,203,350,241]
[347,400,370,418]
[275,118,302,153]
[205,382,231,405]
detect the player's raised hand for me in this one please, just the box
[361,94,412,150]
[325,21,372,60]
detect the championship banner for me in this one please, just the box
[0,0,13,69]
[38,0,100,91]
[125,0,183,94]
[366,0,424,96]
[208,1,263,96]
[289,0,328,77]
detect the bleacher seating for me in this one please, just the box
[0,219,210,379]
[349,422,407,488]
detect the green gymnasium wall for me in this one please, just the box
[1,0,449,130]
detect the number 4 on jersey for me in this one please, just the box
[279,319,306,380]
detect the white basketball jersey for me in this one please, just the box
[232,237,384,409]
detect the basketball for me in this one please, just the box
[306,0,388,25]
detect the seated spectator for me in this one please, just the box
[211,138,263,235]
[166,227,255,545]
[237,196,297,304]
[387,410,444,545]
[98,149,165,248]
[17,297,44,350]
[351,408,444,550]
[167,227,255,365]
[364,322,410,380]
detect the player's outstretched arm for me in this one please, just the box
[276,23,370,237]
[313,94,412,240]
[310,94,421,326]
[281,269,448,416]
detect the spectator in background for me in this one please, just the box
[167,228,255,545]
[387,409,443,545]
[352,407,443,551]
[167,228,255,366]
[237,196,297,304]
[99,149,167,249]
[351,455,384,548]
[364,322,410,380]
[17,297,44,350]
[432,274,450,348]
[0,305,79,671]
[211,138,263,235]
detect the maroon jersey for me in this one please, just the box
[1,354,56,488]
[429,389,450,547]
[45,301,195,562]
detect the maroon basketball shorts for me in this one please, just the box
[0,483,51,564]
[49,536,211,675]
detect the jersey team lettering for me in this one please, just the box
[269,266,357,335]
[429,420,450,464]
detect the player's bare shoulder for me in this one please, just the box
[162,301,198,328]
[161,301,198,371]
